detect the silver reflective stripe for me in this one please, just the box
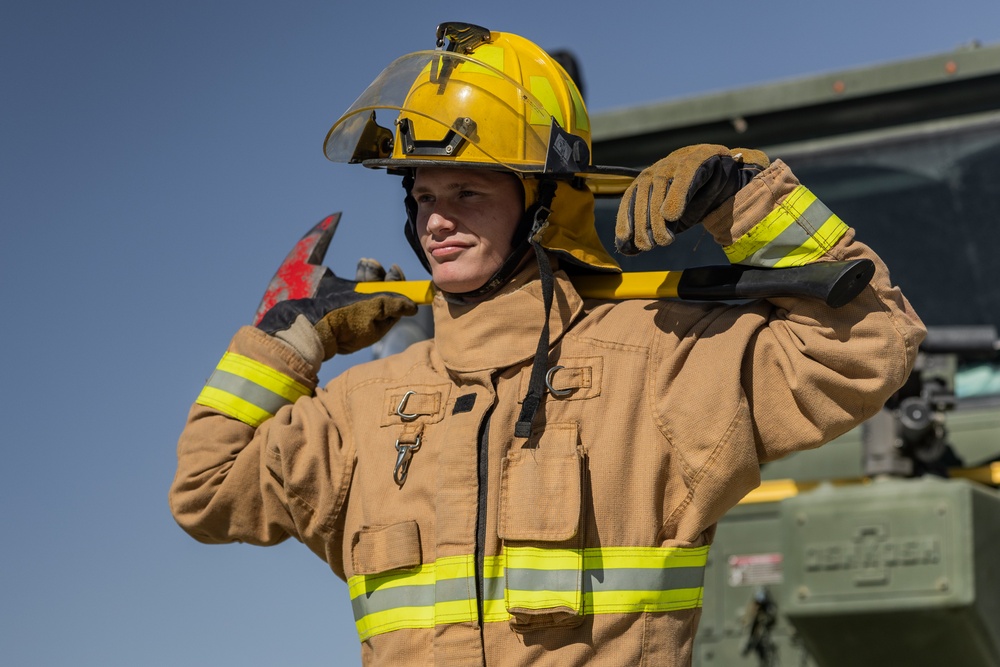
[204,368,292,416]
[351,575,476,620]
[740,196,837,267]
[506,565,706,593]
[506,566,581,593]
[484,573,505,601]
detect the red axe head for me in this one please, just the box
[251,213,341,325]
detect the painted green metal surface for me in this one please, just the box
[781,478,1000,666]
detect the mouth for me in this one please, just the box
[427,240,471,259]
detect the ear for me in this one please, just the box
[401,171,432,274]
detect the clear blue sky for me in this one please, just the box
[3,1,999,664]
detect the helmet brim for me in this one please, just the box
[366,157,639,195]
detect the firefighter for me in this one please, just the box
[170,23,925,666]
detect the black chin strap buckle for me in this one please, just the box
[530,205,552,243]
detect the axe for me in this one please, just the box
[253,214,875,324]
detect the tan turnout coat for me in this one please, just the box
[170,161,925,666]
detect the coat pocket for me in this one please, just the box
[348,521,433,644]
[497,423,585,630]
[351,520,422,575]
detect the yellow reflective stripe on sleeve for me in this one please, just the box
[347,545,707,642]
[723,185,848,267]
[195,352,312,427]
[215,352,312,402]
[195,386,273,428]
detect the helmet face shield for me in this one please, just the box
[326,50,565,173]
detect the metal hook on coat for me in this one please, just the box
[393,416,424,487]
[393,434,422,486]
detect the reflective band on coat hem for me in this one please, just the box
[723,185,848,267]
[348,554,478,641]
[195,352,312,427]
[348,545,708,642]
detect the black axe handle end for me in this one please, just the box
[676,259,876,308]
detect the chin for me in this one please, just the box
[431,268,488,294]
[435,278,483,294]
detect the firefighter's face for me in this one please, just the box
[413,167,524,294]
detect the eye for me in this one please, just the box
[415,193,435,204]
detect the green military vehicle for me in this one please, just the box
[591,43,1000,666]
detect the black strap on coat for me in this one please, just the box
[514,179,558,438]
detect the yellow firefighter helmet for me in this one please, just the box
[325,23,639,276]
[324,22,636,195]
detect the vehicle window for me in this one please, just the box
[593,120,1000,396]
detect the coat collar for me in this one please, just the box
[431,263,584,373]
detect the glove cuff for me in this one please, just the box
[273,314,325,371]
[701,160,798,248]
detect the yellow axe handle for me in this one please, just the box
[353,271,683,304]
[352,260,875,309]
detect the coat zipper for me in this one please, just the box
[474,411,492,644]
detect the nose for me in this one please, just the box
[424,206,456,236]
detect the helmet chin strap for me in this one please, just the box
[513,179,557,438]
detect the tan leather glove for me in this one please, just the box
[257,261,416,363]
[615,144,769,254]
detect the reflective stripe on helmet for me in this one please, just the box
[195,352,312,427]
[723,185,848,267]
[348,545,708,642]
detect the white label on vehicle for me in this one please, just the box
[727,553,784,586]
